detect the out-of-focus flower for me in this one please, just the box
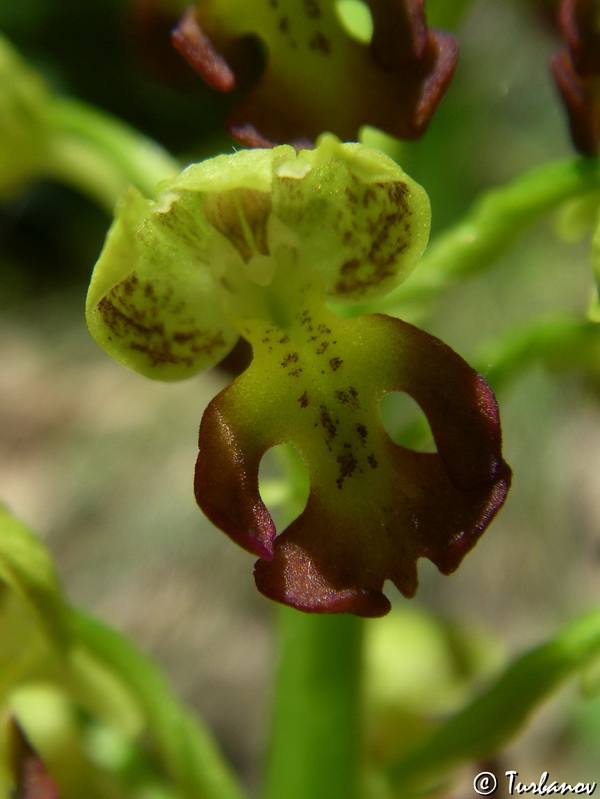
[87,136,510,617]
[171,0,458,145]
[551,0,600,154]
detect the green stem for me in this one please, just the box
[475,315,600,391]
[46,97,180,211]
[264,609,364,799]
[379,156,600,314]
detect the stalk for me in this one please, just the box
[263,442,365,799]
[264,608,364,799]
[380,156,600,314]
[47,97,180,210]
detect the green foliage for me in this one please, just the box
[0,506,245,799]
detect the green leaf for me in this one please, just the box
[0,505,71,656]
[0,508,246,799]
[69,609,247,799]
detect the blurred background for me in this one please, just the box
[1,0,600,793]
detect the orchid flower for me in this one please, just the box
[171,0,458,145]
[86,135,510,617]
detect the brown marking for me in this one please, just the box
[304,0,321,18]
[309,38,333,60]
[319,404,337,445]
[335,386,360,409]
[205,188,272,261]
[121,274,139,296]
[356,423,368,443]
[336,450,358,488]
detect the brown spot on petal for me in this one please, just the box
[97,276,226,369]
[281,352,300,368]
[205,188,272,261]
[318,404,338,447]
[336,449,358,488]
[335,386,360,409]
[304,0,321,19]
[309,32,331,54]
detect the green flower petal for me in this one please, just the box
[87,137,429,379]
[86,185,239,381]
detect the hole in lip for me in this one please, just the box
[258,442,310,530]
[379,391,436,453]
[334,0,374,45]
[228,33,268,91]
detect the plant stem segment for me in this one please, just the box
[265,608,364,799]
[47,98,179,211]
[380,156,600,314]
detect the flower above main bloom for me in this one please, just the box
[171,0,458,145]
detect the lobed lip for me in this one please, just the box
[195,313,511,618]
